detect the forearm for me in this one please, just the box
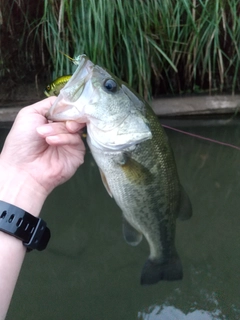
[0,232,26,320]
[0,161,47,215]
[0,164,46,320]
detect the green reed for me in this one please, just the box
[1,0,240,97]
[0,0,43,81]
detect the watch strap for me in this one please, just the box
[0,200,50,251]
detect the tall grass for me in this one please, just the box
[42,0,180,97]
[0,0,240,97]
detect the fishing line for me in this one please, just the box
[162,124,240,151]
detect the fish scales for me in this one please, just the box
[46,55,192,285]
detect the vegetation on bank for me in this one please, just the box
[0,0,240,98]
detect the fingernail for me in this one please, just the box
[67,121,82,132]
[37,125,53,135]
[47,135,60,143]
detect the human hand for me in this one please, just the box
[0,97,85,207]
[0,97,86,319]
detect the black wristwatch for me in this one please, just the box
[0,200,50,251]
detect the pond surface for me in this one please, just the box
[2,116,240,320]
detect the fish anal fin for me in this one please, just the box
[99,168,113,197]
[122,216,142,246]
[177,185,192,221]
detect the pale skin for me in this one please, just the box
[0,97,86,319]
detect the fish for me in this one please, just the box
[46,55,192,285]
[44,75,72,97]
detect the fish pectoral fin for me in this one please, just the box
[122,215,142,246]
[117,153,152,185]
[99,168,113,198]
[177,185,192,221]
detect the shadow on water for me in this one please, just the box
[1,117,240,320]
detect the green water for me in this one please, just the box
[1,118,240,320]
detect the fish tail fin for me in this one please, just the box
[140,255,183,285]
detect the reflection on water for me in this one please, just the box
[139,305,225,320]
[1,117,240,320]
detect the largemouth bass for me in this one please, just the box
[46,55,192,285]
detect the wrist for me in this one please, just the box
[0,162,47,217]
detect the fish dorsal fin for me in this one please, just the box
[122,215,143,246]
[99,168,113,198]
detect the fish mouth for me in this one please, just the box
[46,101,83,121]
[46,55,94,122]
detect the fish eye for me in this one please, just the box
[103,79,118,93]
[46,85,51,91]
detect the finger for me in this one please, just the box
[66,121,86,133]
[22,97,58,117]
[36,122,69,137]
[46,132,85,147]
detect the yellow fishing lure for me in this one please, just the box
[44,53,81,97]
